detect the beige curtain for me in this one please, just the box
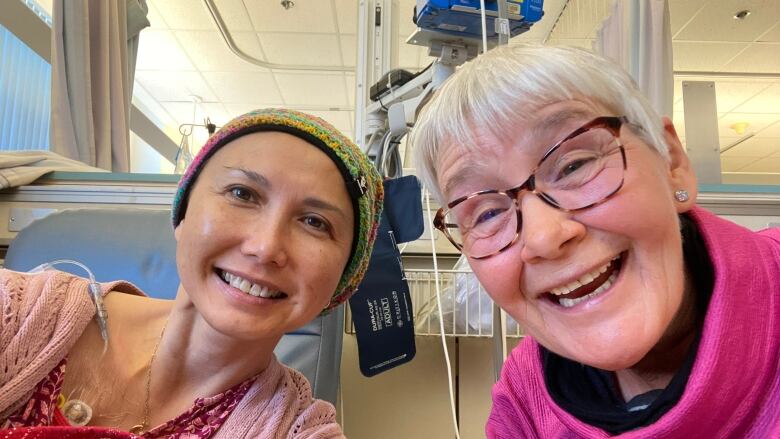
[50,0,149,172]
[594,0,674,118]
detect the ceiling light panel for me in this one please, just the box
[136,30,195,71]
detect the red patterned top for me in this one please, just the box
[1,358,256,438]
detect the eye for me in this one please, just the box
[560,158,593,177]
[302,215,332,233]
[474,207,506,226]
[228,186,254,202]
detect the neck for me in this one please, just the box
[615,271,699,402]
[147,288,281,419]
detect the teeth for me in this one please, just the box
[559,272,617,308]
[220,270,283,299]
[549,257,619,296]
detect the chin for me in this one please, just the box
[555,331,657,371]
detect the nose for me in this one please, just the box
[518,194,585,263]
[239,216,290,267]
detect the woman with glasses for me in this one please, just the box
[410,45,780,437]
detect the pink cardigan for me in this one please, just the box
[0,270,345,438]
[487,207,780,438]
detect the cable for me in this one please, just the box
[28,259,109,354]
[425,188,461,439]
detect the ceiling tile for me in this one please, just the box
[145,1,169,29]
[259,33,343,66]
[135,70,217,102]
[675,0,780,42]
[759,22,780,42]
[214,0,255,31]
[721,156,760,171]
[736,156,780,173]
[224,103,265,116]
[136,30,195,71]
[721,43,780,73]
[334,0,359,34]
[669,0,708,36]
[732,83,780,113]
[713,80,772,113]
[149,0,214,30]
[245,0,337,33]
[672,42,748,72]
[305,110,353,136]
[721,136,779,157]
[345,74,356,107]
[718,113,780,138]
[175,31,268,72]
[341,35,357,67]
[202,71,284,104]
[275,72,348,106]
[759,120,780,137]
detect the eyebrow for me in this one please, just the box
[225,166,270,189]
[225,166,348,220]
[531,108,594,142]
[442,162,492,200]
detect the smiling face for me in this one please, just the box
[174,131,354,342]
[436,99,697,370]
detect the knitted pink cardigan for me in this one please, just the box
[0,270,345,438]
[487,207,780,438]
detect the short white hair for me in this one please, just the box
[410,44,669,203]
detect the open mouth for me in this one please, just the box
[544,252,624,308]
[216,269,288,299]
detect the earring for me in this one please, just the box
[675,189,689,203]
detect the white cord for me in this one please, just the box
[425,188,461,439]
[479,0,488,54]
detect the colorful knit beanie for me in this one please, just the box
[171,108,384,311]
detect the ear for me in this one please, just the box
[661,116,697,213]
[174,219,184,242]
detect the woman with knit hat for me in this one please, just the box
[0,109,383,438]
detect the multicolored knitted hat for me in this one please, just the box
[171,108,384,311]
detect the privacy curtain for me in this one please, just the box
[594,0,674,118]
[50,0,149,172]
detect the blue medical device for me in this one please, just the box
[415,0,543,40]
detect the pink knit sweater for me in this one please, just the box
[487,207,780,438]
[0,270,345,438]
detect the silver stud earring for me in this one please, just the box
[675,189,689,202]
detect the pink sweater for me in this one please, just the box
[0,270,345,438]
[487,207,780,438]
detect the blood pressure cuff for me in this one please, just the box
[349,175,423,377]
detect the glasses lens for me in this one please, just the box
[535,127,624,209]
[446,193,518,258]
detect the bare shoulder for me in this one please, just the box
[61,292,172,416]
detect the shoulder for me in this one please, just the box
[222,360,344,438]
[281,366,344,438]
[488,339,563,437]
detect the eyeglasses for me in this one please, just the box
[433,116,630,259]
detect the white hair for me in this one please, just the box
[409,43,669,203]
